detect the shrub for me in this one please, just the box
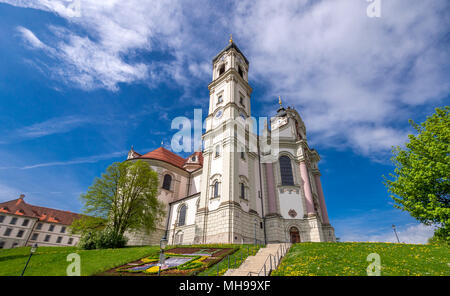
[78,232,98,250]
[78,229,128,250]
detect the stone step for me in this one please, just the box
[225,243,291,276]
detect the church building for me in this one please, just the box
[125,39,335,245]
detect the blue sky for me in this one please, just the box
[0,0,448,243]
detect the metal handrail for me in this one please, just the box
[247,242,291,276]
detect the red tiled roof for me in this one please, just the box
[0,198,81,225]
[138,147,187,169]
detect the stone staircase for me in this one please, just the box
[225,243,291,276]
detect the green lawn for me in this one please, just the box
[0,245,160,276]
[272,242,450,276]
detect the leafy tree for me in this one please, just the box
[70,216,106,235]
[79,160,165,247]
[384,106,450,243]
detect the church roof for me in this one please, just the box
[138,147,187,169]
[0,196,81,225]
[212,41,249,65]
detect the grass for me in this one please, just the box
[198,244,262,276]
[0,245,160,276]
[272,242,450,276]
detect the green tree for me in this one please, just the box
[384,106,450,243]
[80,160,165,247]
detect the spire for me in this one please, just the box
[229,33,233,44]
[277,96,287,117]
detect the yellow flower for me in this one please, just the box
[145,266,161,273]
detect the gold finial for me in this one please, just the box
[229,33,233,44]
[161,140,164,146]
[278,96,282,107]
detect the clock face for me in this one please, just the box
[216,110,223,118]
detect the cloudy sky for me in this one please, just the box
[0,0,448,243]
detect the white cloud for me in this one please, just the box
[333,209,436,244]
[365,224,436,244]
[1,116,90,143]
[16,26,47,49]
[21,150,125,169]
[233,0,449,156]
[3,0,449,157]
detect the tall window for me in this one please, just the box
[238,66,243,78]
[17,230,24,238]
[213,181,219,198]
[178,205,186,226]
[217,95,223,104]
[162,174,172,190]
[0,215,4,223]
[215,145,221,158]
[31,233,38,241]
[49,224,55,232]
[22,219,29,226]
[240,183,246,199]
[219,64,225,76]
[36,223,42,230]
[10,217,17,225]
[279,155,294,185]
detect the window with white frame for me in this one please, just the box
[279,155,294,186]
[16,230,24,238]
[212,180,219,198]
[215,145,221,158]
[178,205,187,227]
[4,228,12,236]
[162,174,172,190]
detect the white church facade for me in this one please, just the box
[125,40,335,245]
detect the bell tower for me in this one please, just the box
[195,38,264,244]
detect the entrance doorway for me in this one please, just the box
[289,227,300,243]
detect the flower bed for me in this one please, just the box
[107,247,236,276]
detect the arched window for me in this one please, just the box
[213,181,219,198]
[279,156,294,185]
[178,205,186,226]
[162,174,172,190]
[219,64,225,76]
